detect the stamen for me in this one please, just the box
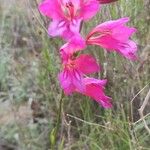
[65,2,75,20]
[87,30,112,40]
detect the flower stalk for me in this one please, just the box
[50,91,64,150]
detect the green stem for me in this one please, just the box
[56,91,64,133]
[50,91,64,149]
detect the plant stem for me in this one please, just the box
[50,91,64,149]
[56,91,64,133]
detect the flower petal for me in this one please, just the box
[69,19,82,34]
[118,40,138,60]
[112,25,136,42]
[72,69,85,93]
[38,0,63,19]
[81,78,112,108]
[76,54,100,74]
[61,19,82,40]
[87,17,130,38]
[80,0,100,20]
[58,70,75,95]
[48,20,67,37]
[95,17,130,30]
[86,17,138,60]
[87,35,119,50]
[58,69,85,94]
[60,33,86,59]
[83,77,107,86]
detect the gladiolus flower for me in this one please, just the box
[58,54,100,94]
[98,0,118,4]
[86,17,138,60]
[78,77,112,108]
[39,0,100,39]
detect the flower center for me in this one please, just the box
[63,55,77,70]
[88,30,112,40]
[86,30,112,44]
[66,59,75,69]
[65,2,75,20]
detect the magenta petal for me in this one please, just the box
[88,35,119,50]
[59,46,70,63]
[76,54,100,74]
[99,96,112,108]
[72,69,85,93]
[60,34,86,60]
[86,85,112,108]
[87,17,130,38]
[70,0,81,7]
[38,0,63,19]
[83,78,107,86]
[113,26,136,42]
[83,78,112,108]
[58,70,75,95]
[118,40,138,60]
[61,19,82,40]
[80,0,100,20]
[58,69,85,95]
[68,34,86,52]
[69,19,82,34]
[87,18,132,40]
[48,20,67,37]
[95,17,130,31]
[75,77,112,108]
[86,17,138,61]
[56,19,82,40]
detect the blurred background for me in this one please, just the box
[0,0,150,149]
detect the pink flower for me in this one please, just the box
[98,0,118,4]
[39,0,100,39]
[78,77,112,108]
[58,54,100,94]
[86,17,138,60]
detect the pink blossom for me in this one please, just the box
[58,54,100,94]
[78,77,112,108]
[86,17,138,60]
[39,0,100,39]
